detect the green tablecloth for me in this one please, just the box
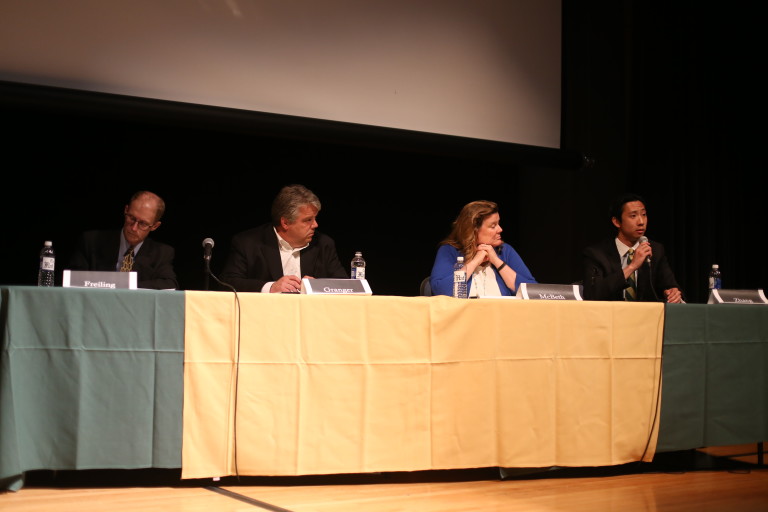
[0,286,185,491]
[657,303,768,451]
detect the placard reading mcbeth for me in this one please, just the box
[707,289,767,304]
[516,283,584,300]
[301,278,372,295]
[62,270,137,289]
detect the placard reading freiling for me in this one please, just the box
[707,289,767,304]
[301,278,372,295]
[516,282,584,300]
[62,270,137,290]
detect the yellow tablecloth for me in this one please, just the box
[182,293,664,478]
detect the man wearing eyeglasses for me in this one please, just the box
[69,190,178,290]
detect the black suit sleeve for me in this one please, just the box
[582,242,628,301]
[219,226,348,292]
[583,238,682,302]
[218,231,273,292]
[644,242,681,300]
[135,242,178,290]
[307,236,347,279]
[68,233,93,271]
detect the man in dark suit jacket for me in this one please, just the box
[69,190,178,290]
[219,184,347,293]
[582,193,683,302]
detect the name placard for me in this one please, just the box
[301,278,372,295]
[62,270,137,290]
[516,283,584,300]
[707,289,767,304]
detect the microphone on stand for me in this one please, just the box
[202,238,214,290]
[201,237,236,292]
[203,237,214,263]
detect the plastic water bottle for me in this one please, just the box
[708,264,721,290]
[38,240,55,287]
[351,251,366,279]
[452,256,467,299]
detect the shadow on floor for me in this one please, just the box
[20,447,764,489]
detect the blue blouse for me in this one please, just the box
[429,243,537,297]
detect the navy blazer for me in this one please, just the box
[219,223,347,292]
[582,237,681,302]
[68,230,178,290]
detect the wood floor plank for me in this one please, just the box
[2,451,766,512]
[221,469,768,512]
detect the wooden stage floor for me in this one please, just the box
[2,445,766,512]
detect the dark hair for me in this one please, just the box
[610,193,646,223]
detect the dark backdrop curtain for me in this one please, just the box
[557,0,765,303]
[0,1,764,301]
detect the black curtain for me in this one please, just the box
[552,1,766,303]
[2,1,765,301]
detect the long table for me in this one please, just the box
[1,286,766,491]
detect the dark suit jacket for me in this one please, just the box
[68,230,178,290]
[219,223,347,292]
[582,237,681,301]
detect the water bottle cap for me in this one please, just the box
[44,241,52,246]
[712,264,719,269]
[355,251,362,256]
[457,256,464,262]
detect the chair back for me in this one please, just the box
[420,277,432,296]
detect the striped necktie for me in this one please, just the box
[120,247,135,272]
[624,248,636,301]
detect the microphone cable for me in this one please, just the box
[202,240,242,480]
[639,236,661,302]
[639,318,665,465]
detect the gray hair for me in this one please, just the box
[270,184,321,226]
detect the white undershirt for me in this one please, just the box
[260,228,309,293]
[468,264,502,298]
[615,238,639,280]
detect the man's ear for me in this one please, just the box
[611,216,621,229]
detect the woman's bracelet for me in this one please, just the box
[496,262,507,272]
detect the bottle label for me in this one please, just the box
[708,276,722,290]
[352,267,366,280]
[453,270,467,298]
[41,256,55,271]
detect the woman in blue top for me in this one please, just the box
[429,200,537,297]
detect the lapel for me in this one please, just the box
[299,242,316,276]
[263,228,286,279]
[133,239,148,262]
[103,231,125,269]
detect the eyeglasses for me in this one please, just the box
[124,213,155,231]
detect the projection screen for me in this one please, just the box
[0,0,561,148]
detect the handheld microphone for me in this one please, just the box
[202,238,214,262]
[638,236,651,265]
